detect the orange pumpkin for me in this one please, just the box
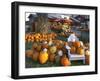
[39,49,49,64]
[25,50,33,58]
[70,46,76,54]
[77,47,84,55]
[73,41,81,48]
[60,55,71,66]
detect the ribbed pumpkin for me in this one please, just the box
[77,47,84,55]
[60,55,71,66]
[25,50,33,58]
[73,41,81,48]
[39,49,48,64]
[70,46,76,54]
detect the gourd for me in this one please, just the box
[49,46,57,54]
[39,48,49,64]
[60,55,71,66]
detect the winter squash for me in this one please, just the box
[32,51,39,61]
[49,46,57,54]
[73,41,81,48]
[39,48,49,64]
[77,47,84,55]
[25,50,33,58]
[70,46,76,54]
[60,55,71,66]
[49,54,56,62]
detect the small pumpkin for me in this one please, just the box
[39,48,49,64]
[60,55,71,66]
[25,50,33,58]
[70,46,76,54]
[77,47,84,55]
[33,42,38,49]
[49,46,57,54]
[73,41,81,48]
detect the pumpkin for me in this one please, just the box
[33,42,38,49]
[70,46,76,54]
[77,47,84,55]
[25,50,33,58]
[60,55,71,66]
[49,46,57,54]
[32,51,39,61]
[39,48,49,64]
[73,41,81,48]
[49,54,55,62]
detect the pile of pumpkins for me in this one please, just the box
[26,40,71,66]
[70,41,85,55]
[25,33,57,42]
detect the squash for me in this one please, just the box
[60,55,71,66]
[73,41,81,48]
[39,48,49,64]
[49,54,55,62]
[70,46,76,54]
[25,50,33,58]
[32,51,39,61]
[49,46,57,54]
[77,47,84,55]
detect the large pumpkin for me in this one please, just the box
[39,49,49,64]
[77,47,84,55]
[70,46,76,54]
[25,50,33,58]
[60,55,71,66]
[73,41,81,48]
